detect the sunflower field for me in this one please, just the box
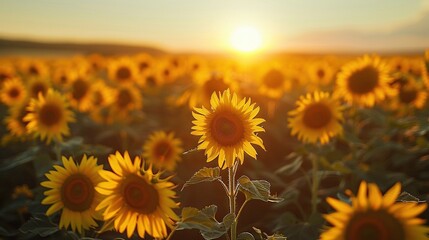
[0,51,429,240]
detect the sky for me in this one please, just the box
[0,0,428,53]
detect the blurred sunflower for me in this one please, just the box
[178,71,238,108]
[142,131,183,171]
[110,85,143,119]
[24,89,75,143]
[0,77,27,106]
[0,64,16,84]
[336,55,395,107]
[12,184,33,199]
[288,91,343,144]
[191,89,265,169]
[108,58,139,85]
[41,155,103,234]
[321,181,429,240]
[26,77,51,99]
[257,66,291,99]
[394,79,427,109]
[95,151,179,239]
[5,100,30,137]
[68,77,93,112]
[307,61,335,87]
[87,54,106,72]
[20,60,48,78]
[389,57,410,74]
[52,65,77,88]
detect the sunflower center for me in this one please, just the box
[8,87,20,98]
[29,65,40,76]
[317,69,325,79]
[203,76,229,97]
[92,91,104,106]
[72,79,89,101]
[31,83,48,98]
[61,174,94,212]
[117,89,133,108]
[154,141,172,161]
[0,72,12,81]
[345,210,405,240]
[210,110,245,146]
[39,103,63,127]
[139,62,150,71]
[347,66,379,94]
[302,103,332,129]
[263,69,284,88]
[399,88,417,104]
[123,175,159,214]
[116,66,132,81]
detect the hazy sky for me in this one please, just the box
[1,0,428,53]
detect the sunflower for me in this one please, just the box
[0,77,27,106]
[288,91,343,144]
[41,155,103,233]
[108,58,139,85]
[20,60,48,78]
[95,151,179,239]
[52,64,77,88]
[142,131,183,171]
[191,89,265,169]
[389,57,410,74]
[307,61,335,87]
[24,89,75,143]
[195,72,237,106]
[336,55,395,107]
[394,79,427,109]
[257,65,291,99]
[68,77,92,112]
[321,181,429,240]
[5,100,30,137]
[110,85,143,119]
[0,64,16,85]
[27,77,51,99]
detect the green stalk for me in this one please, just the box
[228,163,237,240]
[310,154,319,216]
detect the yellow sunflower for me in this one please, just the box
[307,61,335,87]
[191,89,265,169]
[67,77,93,112]
[20,60,49,78]
[24,89,75,143]
[336,55,395,107]
[321,181,429,240]
[257,65,291,99]
[389,57,410,74]
[0,64,16,85]
[41,155,103,233]
[95,151,179,239]
[108,58,139,85]
[5,100,30,137]
[110,85,143,119]
[395,80,427,109]
[142,131,183,171]
[0,77,27,106]
[27,77,51,99]
[288,91,343,144]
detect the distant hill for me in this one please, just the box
[0,38,166,57]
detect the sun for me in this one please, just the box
[230,26,262,53]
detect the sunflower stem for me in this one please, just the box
[228,162,238,240]
[54,140,62,162]
[166,226,177,240]
[310,154,319,217]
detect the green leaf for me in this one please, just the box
[275,156,302,176]
[238,232,255,240]
[182,167,221,190]
[397,191,424,203]
[0,146,40,172]
[19,213,59,237]
[176,205,234,240]
[238,175,283,203]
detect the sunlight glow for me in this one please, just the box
[230,26,262,53]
